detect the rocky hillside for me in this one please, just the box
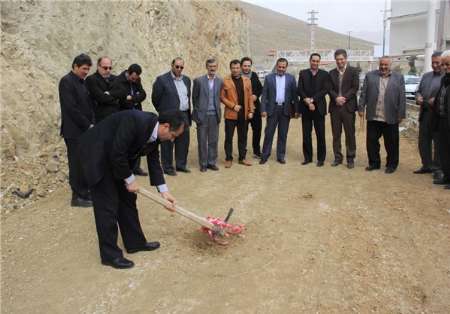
[0,0,249,213]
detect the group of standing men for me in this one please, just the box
[58,49,450,268]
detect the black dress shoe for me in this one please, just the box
[413,167,432,174]
[331,160,342,167]
[253,152,262,159]
[207,164,219,171]
[365,165,380,171]
[71,197,93,208]
[347,161,355,169]
[277,159,286,164]
[133,167,148,176]
[102,257,134,269]
[259,158,267,165]
[316,161,324,167]
[127,242,160,254]
[164,169,177,176]
[302,160,312,165]
[200,167,207,172]
[385,167,396,174]
[176,167,191,173]
[433,177,450,185]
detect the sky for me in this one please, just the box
[243,0,390,45]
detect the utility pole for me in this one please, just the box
[381,0,391,56]
[307,10,319,52]
[436,0,446,51]
[348,31,351,50]
[425,0,439,72]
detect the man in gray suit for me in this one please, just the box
[192,58,223,172]
[260,58,299,164]
[358,56,406,174]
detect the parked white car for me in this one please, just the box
[404,75,421,99]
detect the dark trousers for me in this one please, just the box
[302,110,326,162]
[91,168,147,262]
[249,105,262,155]
[197,115,219,167]
[161,111,190,171]
[224,117,248,161]
[366,120,399,169]
[261,106,291,161]
[418,110,440,169]
[438,117,450,180]
[330,108,356,162]
[64,138,89,199]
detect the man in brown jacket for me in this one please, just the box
[220,59,255,168]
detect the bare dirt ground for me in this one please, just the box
[2,117,450,313]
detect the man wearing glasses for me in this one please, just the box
[86,56,119,122]
[152,57,192,176]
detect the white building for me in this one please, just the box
[389,0,449,71]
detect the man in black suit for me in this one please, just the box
[111,63,147,111]
[241,57,263,158]
[58,53,94,207]
[152,57,192,176]
[86,56,119,122]
[297,53,330,166]
[78,110,186,269]
[110,64,148,176]
[328,49,360,169]
[433,51,450,188]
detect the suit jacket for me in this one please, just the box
[261,72,299,117]
[85,71,119,122]
[416,71,443,121]
[192,75,223,124]
[220,76,254,120]
[433,77,450,128]
[151,71,192,125]
[249,71,263,111]
[58,71,94,139]
[297,69,330,116]
[329,65,360,113]
[78,110,165,188]
[358,70,406,125]
[110,70,147,111]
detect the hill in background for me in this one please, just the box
[239,1,375,68]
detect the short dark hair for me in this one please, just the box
[127,64,142,75]
[309,53,321,60]
[334,49,347,59]
[171,57,184,66]
[276,57,288,66]
[205,58,217,67]
[240,57,253,65]
[432,51,442,58]
[229,59,241,68]
[97,56,111,66]
[72,54,92,69]
[158,110,187,132]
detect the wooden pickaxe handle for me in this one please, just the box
[138,188,217,231]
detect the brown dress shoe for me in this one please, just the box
[224,160,232,168]
[238,159,252,166]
